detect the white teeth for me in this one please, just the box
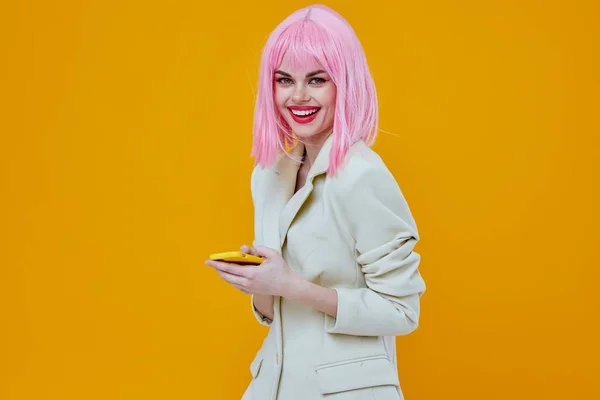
[290,109,318,116]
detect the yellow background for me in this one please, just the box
[1,1,599,399]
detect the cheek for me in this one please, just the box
[273,86,289,108]
[321,86,337,109]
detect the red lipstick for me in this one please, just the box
[287,106,321,124]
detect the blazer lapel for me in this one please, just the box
[278,134,334,248]
[257,141,303,253]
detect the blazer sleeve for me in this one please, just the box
[249,166,272,326]
[326,165,426,336]
[250,237,272,327]
[250,294,273,326]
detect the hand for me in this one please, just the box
[205,244,300,296]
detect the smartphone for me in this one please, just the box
[209,251,264,265]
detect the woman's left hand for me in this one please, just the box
[205,245,300,297]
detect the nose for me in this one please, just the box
[292,85,310,102]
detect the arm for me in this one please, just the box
[247,244,275,326]
[325,165,426,336]
[248,167,274,326]
[251,293,274,324]
[285,277,338,318]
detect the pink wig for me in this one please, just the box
[251,4,379,176]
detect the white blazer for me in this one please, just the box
[242,134,426,400]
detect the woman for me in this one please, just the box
[205,4,426,400]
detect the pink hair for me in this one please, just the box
[251,4,379,176]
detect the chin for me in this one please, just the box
[287,123,323,137]
[291,130,321,140]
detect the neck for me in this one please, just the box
[299,131,332,168]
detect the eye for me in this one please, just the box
[309,77,327,85]
[276,77,293,85]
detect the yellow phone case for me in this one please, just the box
[209,251,264,265]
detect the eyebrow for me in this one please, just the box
[274,69,326,78]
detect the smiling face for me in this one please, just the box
[273,53,337,142]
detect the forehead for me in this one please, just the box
[276,51,325,75]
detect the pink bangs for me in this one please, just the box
[252,4,378,176]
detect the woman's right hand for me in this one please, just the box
[241,244,275,320]
[240,244,259,257]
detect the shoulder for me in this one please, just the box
[250,156,283,201]
[250,160,274,189]
[330,140,400,196]
[328,141,418,236]
[250,163,262,185]
[251,151,287,184]
[250,164,267,199]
